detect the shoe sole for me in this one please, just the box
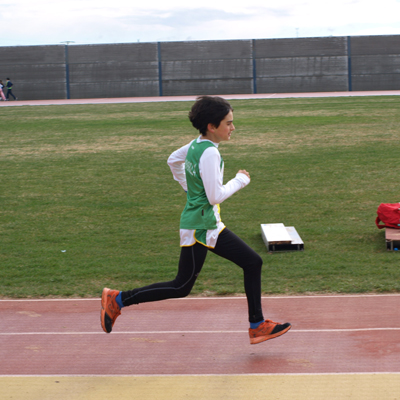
[250,324,291,345]
[100,288,112,333]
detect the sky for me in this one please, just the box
[1,0,400,47]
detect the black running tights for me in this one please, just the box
[121,228,264,323]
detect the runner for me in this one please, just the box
[101,95,291,344]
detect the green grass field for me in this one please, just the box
[1,96,400,298]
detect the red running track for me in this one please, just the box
[1,295,399,376]
[1,89,400,107]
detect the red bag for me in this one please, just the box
[375,202,400,229]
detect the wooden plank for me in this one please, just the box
[385,227,400,251]
[385,228,400,240]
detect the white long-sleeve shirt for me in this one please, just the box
[167,136,250,247]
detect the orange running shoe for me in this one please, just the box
[249,319,291,344]
[100,288,121,333]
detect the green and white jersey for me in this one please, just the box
[180,138,224,247]
[168,136,250,248]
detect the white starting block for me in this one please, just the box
[261,223,304,252]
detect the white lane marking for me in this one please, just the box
[1,372,400,377]
[1,327,399,335]
[1,293,400,302]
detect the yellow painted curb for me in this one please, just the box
[1,374,399,400]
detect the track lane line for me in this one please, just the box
[1,327,399,335]
[1,293,400,302]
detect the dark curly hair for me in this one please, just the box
[188,96,233,135]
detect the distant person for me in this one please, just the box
[0,80,5,101]
[100,95,292,345]
[6,78,17,100]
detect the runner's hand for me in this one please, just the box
[238,170,250,179]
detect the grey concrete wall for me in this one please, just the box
[0,45,66,100]
[0,35,399,100]
[68,43,159,98]
[160,40,253,96]
[254,37,349,93]
[350,35,400,91]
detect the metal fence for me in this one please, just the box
[0,35,399,100]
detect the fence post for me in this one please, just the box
[347,36,352,92]
[61,42,73,99]
[65,45,71,99]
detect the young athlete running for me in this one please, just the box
[101,95,291,344]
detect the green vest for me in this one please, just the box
[180,139,223,231]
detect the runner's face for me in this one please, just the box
[210,111,235,143]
